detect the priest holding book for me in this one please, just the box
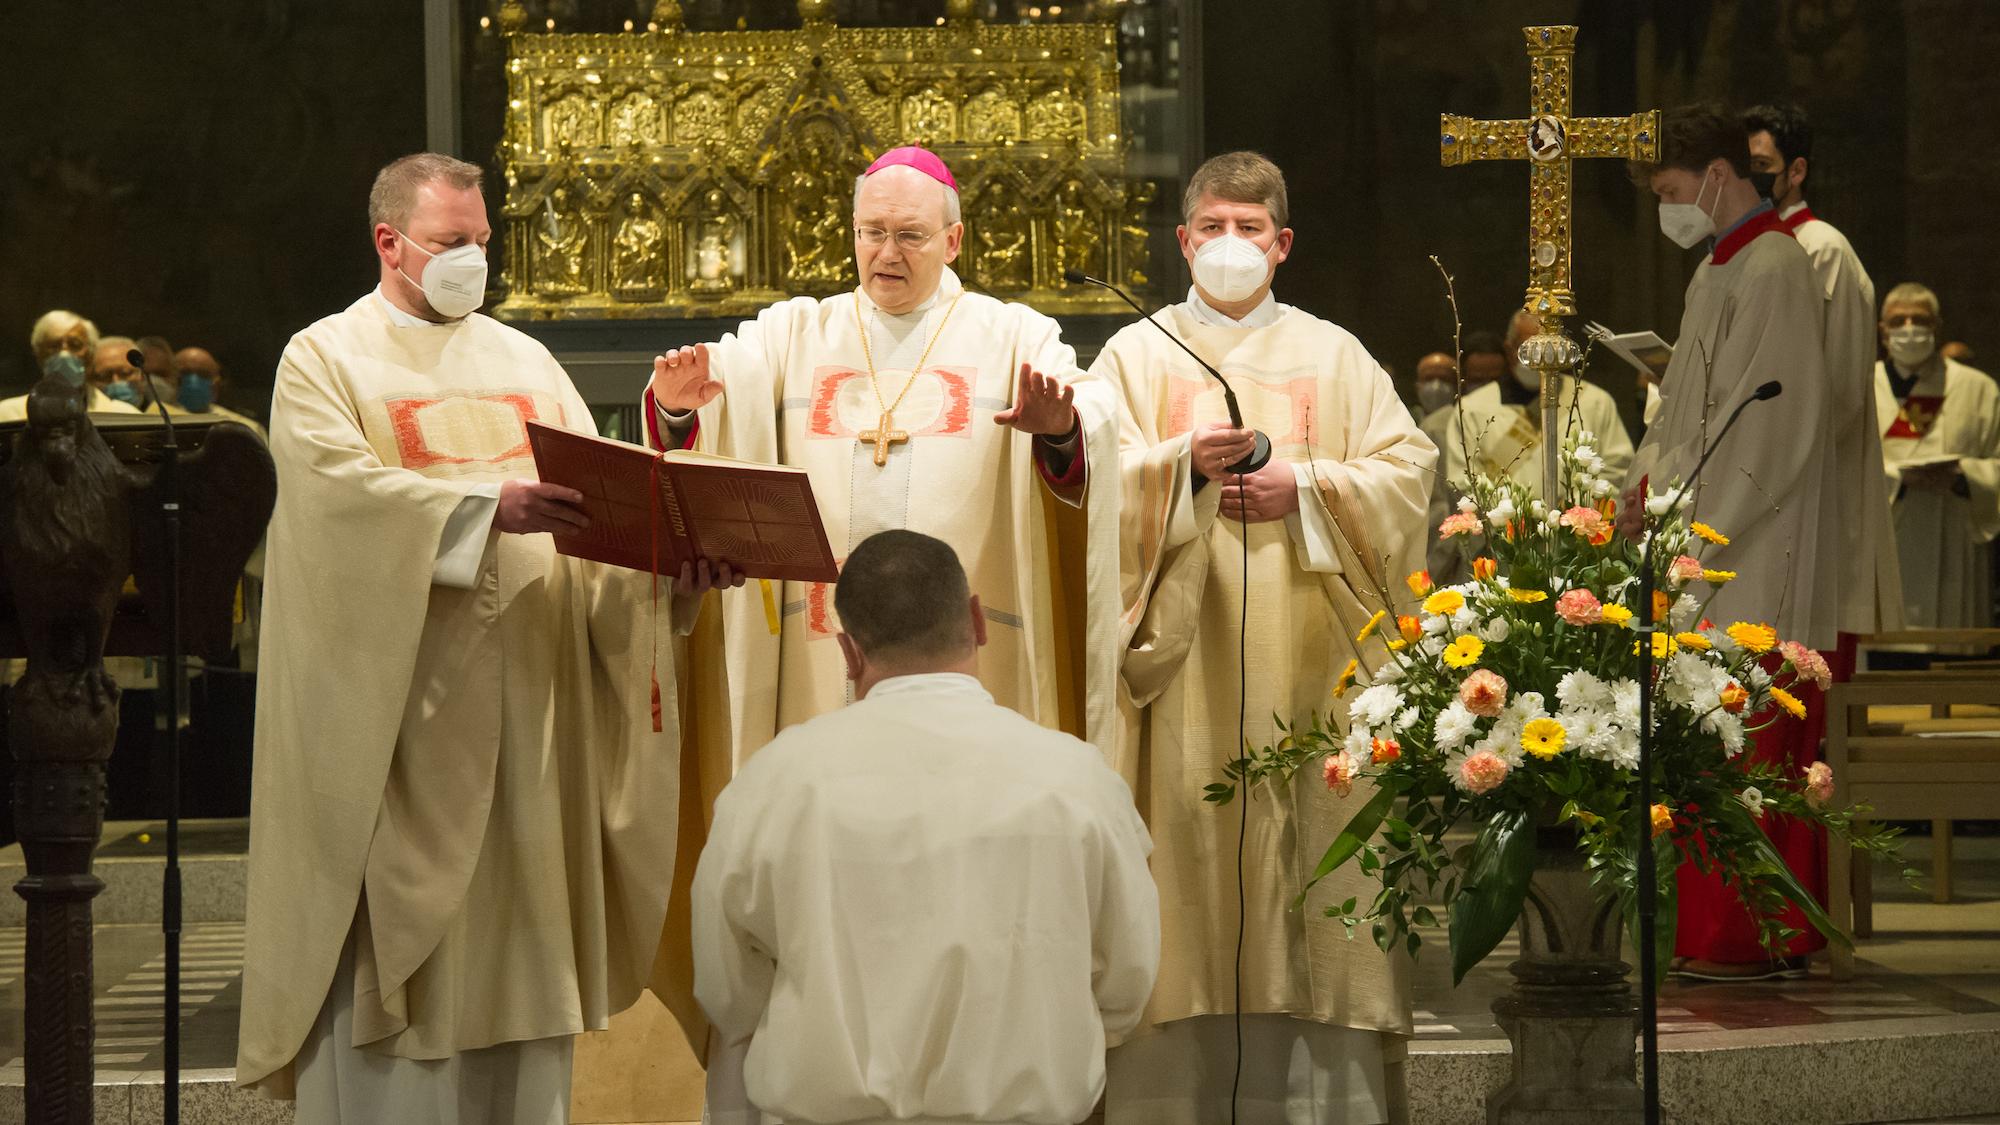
[238,152,729,1124]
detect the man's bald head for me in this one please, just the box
[1416,352,1456,383]
[1505,310,1542,351]
[174,346,219,379]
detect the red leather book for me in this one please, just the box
[527,421,837,583]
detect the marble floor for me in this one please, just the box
[0,829,1994,1123]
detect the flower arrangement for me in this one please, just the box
[1208,434,1905,982]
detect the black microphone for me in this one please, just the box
[129,347,179,435]
[1630,376,1780,1125]
[1064,269,1271,475]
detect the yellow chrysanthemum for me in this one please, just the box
[1726,621,1778,654]
[1691,521,1731,545]
[1507,588,1549,603]
[1520,717,1568,759]
[1599,604,1635,626]
[1702,568,1737,585]
[1770,686,1807,720]
[1423,589,1466,616]
[1634,631,1677,659]
[1386,638,1408,652]
[1332,658,1359,698]
[1355,609,1388,644]
[1675,631,1712,651]
[1442,635,1485,669]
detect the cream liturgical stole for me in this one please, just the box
[238,296,682,1096]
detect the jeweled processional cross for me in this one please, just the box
[1440,25,1658,500]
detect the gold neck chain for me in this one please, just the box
[853,286,964,421]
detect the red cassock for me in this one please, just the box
[1674,637,1856,962]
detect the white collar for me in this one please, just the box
[1184,285,1282,329]
[1779,199,1810,221]
[862,671,992,703]
[858,267,964,321]
[373,284,458,329]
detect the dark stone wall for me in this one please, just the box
[1199,0,1992,432]
[0,0,427,415]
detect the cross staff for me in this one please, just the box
[1440,24,1658,500]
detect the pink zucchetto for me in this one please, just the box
[863,145,959,191]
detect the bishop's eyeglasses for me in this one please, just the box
[853,225,946,251]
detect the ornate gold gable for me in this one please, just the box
[491,0,1154,321]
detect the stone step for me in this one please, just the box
[0,819,248,927]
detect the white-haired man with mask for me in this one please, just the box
[236,151,731,1123]
[1428,308,1632,579]
[1874,282,2000,631]
[1094,149,1434,1124]
[639,144,1123,1076]
[0,310,140,419]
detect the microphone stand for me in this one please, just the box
[1632,380,1781,1124]
[1064,269,1271,474]
[133,352,185,1125]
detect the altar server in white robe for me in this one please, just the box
[1098,151,1434,1125]
[1631,106,1838,975]
[1429,309,1633,579]
[1746,101,1903,636]
[692,529,1158,1125]
[1874,282,2000,630]
[237,153,726,1123]
[641,145,1123,1056]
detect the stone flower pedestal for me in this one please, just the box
[1485,826,1644,1124]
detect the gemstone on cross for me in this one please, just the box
[858,411,909,467]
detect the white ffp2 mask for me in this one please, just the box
[1658,170,1720,250]
[1887,325,1937,369]
[396,231,488,319]
[1191,234,1273,304]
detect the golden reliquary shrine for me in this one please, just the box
[490,0,1157,321]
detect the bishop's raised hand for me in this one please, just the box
[650,344,724,413]
[993,362,1078,437]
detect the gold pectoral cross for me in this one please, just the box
[858,411,909,466]
[1440,25,1658,321]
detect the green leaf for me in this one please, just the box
[1729,803,1852,949]
[1448,808,1535,985]
[1291,783,1399,910]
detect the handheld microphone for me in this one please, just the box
[1065,269,1271,475]
[1631,376,1780,1124]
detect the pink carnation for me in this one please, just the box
[1555,588,1603,626]
[1669,555,1704,583]
[1559,506,1609,539]
[1804,762,1835,808]
[1458,751,1510,795]
[1458,669,1509,718]
[1322,750,1360,797]
[1438,512,1482,540]
[1780,641,1833,691]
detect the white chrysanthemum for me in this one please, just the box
[1600,725,1641,769]
[1375,658,1406,684]
[1349,683,1405,728]
[1452,606,1479,633]
[1394,706,1421,733]
[1611,679,1641,723]
[1671,592,1702,630]
[1509,691,1548,721]
[1558,669,1615,712]
[1419,634,1448,658]
[1474,713,1526,766]
[1423,613,1451,636]
[1487,495,1518,530]
[1343,727,1373,759]
[1434,700,1479,751]
[1662,651,1729,712]
[1711,710,1747,757]
[1747,664,1773,690]
[1566,708,1617,758]
[1481,616,1512,643]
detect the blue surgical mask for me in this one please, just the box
[178,372,214,412]
[42,352,88,388]
[104,380,141,406]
